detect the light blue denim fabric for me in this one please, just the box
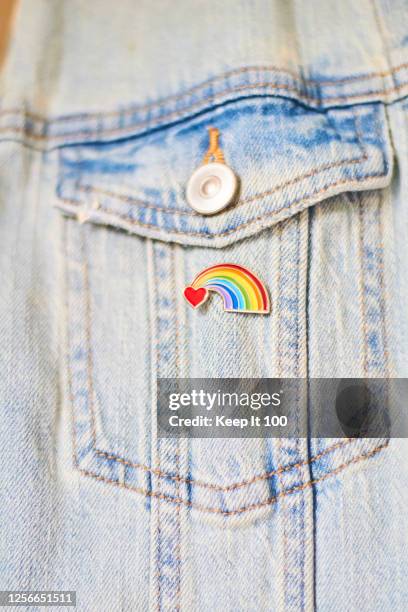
[1,1,408,610]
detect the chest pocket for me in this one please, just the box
[59,94,391,520]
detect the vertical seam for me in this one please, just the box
[305,204,317,612]
[146,238,161,612]
[275,220,288,608]
[171,244,182,612]
[294,216,304,610]
[376,190,390,376]
[276,222,284,380]
[64,220,78,470]
[376,189,390,445]
[154,243,162,612]
[296,216,306,611]
[82,226,99,447]
[358,197,369,377]
[63,220,81,612]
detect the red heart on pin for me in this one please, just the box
[184,286,208,308]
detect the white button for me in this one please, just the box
[186,162,238,215]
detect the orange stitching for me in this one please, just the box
[276,221,290,598]
[92,438,354,491]
[171,245,182,610]
[60,107,373,234]
[202,127,225,164]
[358,190,390,377]
[77,441,388,515]
[174,445,182,611]
[155,245,163,612]
[74,152,366,218]
[2,79,408,142]
[78,184,197,217]
[239,156,366,205]
[1,61,408,123]
[156,252,163,612]
[59,170,387,239]
[171,245,181,379]
[358,196,369,377]
[376,191,390,375]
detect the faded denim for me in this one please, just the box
[1,1,408,610]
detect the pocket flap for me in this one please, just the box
[56,98,392,247]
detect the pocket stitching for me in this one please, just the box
[75,227,365,491]
[59,170,387,240]
[60,109,368,224]
[75,150,367,218]
[2,69,408,144]
[2,61,408,126]
[65,222,388,513]
[75,441,388,516]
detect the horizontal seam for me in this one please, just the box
[2,80,408,142]
[1,61,408,123]
[92,438,355,491]
[78,184,198,217]
[57,169,387,238]
[73,152,366,217]
[77,441,388,515]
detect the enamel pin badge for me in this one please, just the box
[183,264,270,314]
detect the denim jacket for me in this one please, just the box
[1,1,408,610]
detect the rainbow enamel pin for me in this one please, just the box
[184,264,270,314]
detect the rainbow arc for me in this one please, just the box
[184,264,270,314]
